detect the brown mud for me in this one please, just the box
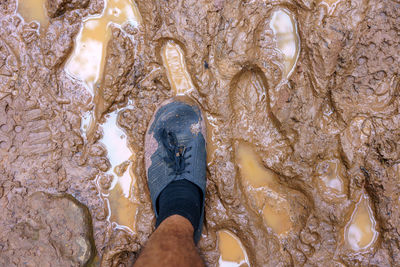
[0,0,400,266]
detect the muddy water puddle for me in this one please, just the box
[270,9,300,79]
[98,110,138,232]
[65,0,141,92]
[344,193,378,252]
[235,142,292,236]
[217,230,249,267]
[17,0,48,26]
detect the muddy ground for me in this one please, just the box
[1,0,400,266]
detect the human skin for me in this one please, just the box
[134,215,204,267]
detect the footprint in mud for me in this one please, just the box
[235,141,308,237]
[230,69,291,168]
[161,40,195,96]
[227,9,307,243]
[230,69,309,238]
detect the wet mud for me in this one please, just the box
[1,0,400,266]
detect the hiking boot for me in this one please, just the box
[145,96,206,243]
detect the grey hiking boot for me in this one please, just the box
[145,96,206,243]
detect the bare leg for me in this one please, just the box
[134,215,204,267]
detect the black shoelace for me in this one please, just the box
[159,128,192,176]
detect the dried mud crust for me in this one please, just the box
[0,0,399,266]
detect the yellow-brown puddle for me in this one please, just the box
[65,0,141,92]
[236,142,292,236]
[100,110,137,232]
[270,9,300,79]
[17,0,48,26]
[344,193,378,251]
[217,230,249,267]
[161,40,195,95]
[315,159,347,202]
